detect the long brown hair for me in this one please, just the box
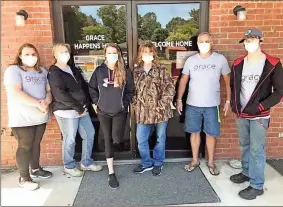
[136,40,159,68]
[52,43,71,65]
[11,43,41,72]
[104,43,126,88]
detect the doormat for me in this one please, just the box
[267,159,283,176]
[73,162,220,206]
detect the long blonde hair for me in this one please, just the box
[104,43,126,88]
[11,43,42,72]
[136,40,159,68]
[52,43,71,65]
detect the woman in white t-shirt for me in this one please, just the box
[4,43,53,191]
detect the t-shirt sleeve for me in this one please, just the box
[221,55,231,75]
[182,58,191,75]
[4,65,22,86]
[40,67,49,86]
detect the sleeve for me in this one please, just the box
[123,69,134,108]
[47,70,85,114]
[182,58,191,76]
[260,61,283,110]
[230,64,235,109]
[75,66,91,106]
[221,55,231,75]
[88,69,99,105]
[159,66,176,108]
[4,66,22,86]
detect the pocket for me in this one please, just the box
[256,119,270,130]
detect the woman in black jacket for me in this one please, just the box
[48,43,103,177]
[89,43,133,188]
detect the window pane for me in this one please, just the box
[63,5,128,81]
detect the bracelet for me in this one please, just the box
[177,100,182,102]
[225,100,231,104]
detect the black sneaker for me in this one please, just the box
[133,165,153,174]
[230,173,250,184]
[30,167,52,179]
[152,165,163,176]
[239,186,264,200]
[108,173,119,189]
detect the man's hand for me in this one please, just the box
[79,108,88,116]
[223,102,231,116]
[176,100,183,115]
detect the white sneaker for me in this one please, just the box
[80,163,103,172]
[63,167,83,177]
[18,177,39,191]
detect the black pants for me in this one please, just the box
[98,113,127,158]
[11,123,46,178]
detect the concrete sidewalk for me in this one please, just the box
[1,160,283,206]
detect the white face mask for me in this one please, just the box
[21,55,38,67]
[198,43,211,54]
[57,52,70,64]
[245,42,259,53]
[142,55,154,63]
[106,54,118,64]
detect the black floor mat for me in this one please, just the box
[267,159,283,176]
[73,162,220,206]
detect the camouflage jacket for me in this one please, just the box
[132,64,175,124]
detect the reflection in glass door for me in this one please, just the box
[134,2,205,157]
[61,3,132,159]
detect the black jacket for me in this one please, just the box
[48,65,90,114]
[230,53,283,118]
[89,63,133,116]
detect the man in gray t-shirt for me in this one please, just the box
[176,32,231,176]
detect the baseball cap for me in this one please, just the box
[239,28,263,43]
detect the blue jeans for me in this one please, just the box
[55,115,95,169]
[236,118,269,190]
[136,121,168,167]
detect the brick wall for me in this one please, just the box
[1,0,283,168]
[210,0,283,159]
[1,0,62,167]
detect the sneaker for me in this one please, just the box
[64,167,83,177]
[133,165,153,174]
[30,167,52,179]
[108,173,119,189]
[230,173,250,184]
[152,165,163,176]
[18,177,39,191]
[80,163,103,172]
[239,186,264,200]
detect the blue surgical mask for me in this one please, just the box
[106,54,118,63]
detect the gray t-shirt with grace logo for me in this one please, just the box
[182,52,231,107]
[4,65,50,127]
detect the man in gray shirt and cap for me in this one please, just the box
[230,28,283,200]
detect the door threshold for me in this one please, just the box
[94,157,192,165]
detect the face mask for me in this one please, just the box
[245,42,259,53]
[142,55,154,63]
[57,53,70,64]
[21,56,38,67]
[198,43,211,54]
[106,54,118,63]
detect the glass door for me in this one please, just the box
[52,0,208,159]
[132,0,208,158]
[53,1,134,160]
